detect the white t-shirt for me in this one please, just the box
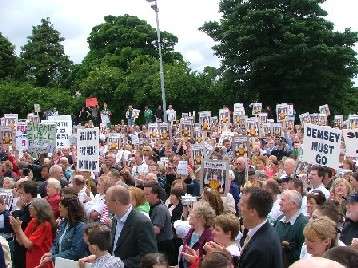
[166,109,176,122]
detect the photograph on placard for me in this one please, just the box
[181,119,193,139]
[319,104,331,116]
[251,103,262,116]
[192,144,204,165]
[246,118,258,137]
[202,160,230,194]
[219,108,230,125]
[199,111,211,131]
[231,135,250,157]
[276,103,289,122]
[334,115,344,129]
[158,123,169,140]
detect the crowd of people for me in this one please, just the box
[0,103,357,268]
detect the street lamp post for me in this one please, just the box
[146,0,167,123]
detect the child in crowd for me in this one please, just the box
[79,223,124,268]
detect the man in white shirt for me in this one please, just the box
[308,166,330,199]
[166,105,176,123]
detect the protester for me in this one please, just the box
[274,190,308,267]
[238,187,283,268]
[340,193,358,245]
[10,198,55,268]
[38,197,88,266]
[303,216,338,257]
[106,185,158,267]
[12,180,37,268]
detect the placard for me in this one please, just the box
[202,160,230,194]
[343,129,358,157]
[302,124,341,169]
[177,161,188,176]
[27,123,56,158]
[16,122,28,153]
[77,127,100,172]
[48,115,72,149]
[0,189,13,210]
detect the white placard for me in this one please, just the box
[77,127,99,172]
[0,189,13,210]
[48,115,72,149]
[55,257,91,268]
[16,122,28,153]
[343,129,358,157]
[302,124,341,169]
[177,161,188,176]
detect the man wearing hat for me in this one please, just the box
[341,193,358,245]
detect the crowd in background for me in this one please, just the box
[0,103,357,268]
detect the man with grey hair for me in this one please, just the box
[274,190,308,267]
[39,164,68,197]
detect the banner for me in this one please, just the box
[16,122,28,153]
[302,124,341,169]
[28,123,57,158]
[48,115,72,149]
[343,129,358,157]
[77,127,99,172]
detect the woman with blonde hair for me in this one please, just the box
[180,201,215,268]
[330,178,353,216]
[303,216,338,257]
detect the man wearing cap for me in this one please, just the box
[341,193,358,245]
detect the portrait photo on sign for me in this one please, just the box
[201,160,229,194]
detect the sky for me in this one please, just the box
[0,0,357,73]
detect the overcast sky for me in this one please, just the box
[0,0,357,73]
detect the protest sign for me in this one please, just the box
[16,122,28,153]
[0,127,15,145]
[48,115,72,149]
[3,114,18,127]
[219,108,230,125]
[199,111,211,131]
[107,133,122,149]
[177,161,188,176]
[334,115,344,129]
[34,103,41,113]
[302,124,341,169]
[28,123,56,158]
[319,104,330,116]
[192,144,204,165]
[0,189,13,210]
[85,97,98,107]
[343,129,358,157]
[251,103,262,115]
[202,160,230,194]
[77,127,99,172]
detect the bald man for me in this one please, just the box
[289,257,345,268]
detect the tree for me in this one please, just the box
[0,82,80,117]
[76,14,182,79]
[201,0,358,114]
[0,32,17,79]
[20,18,73,88]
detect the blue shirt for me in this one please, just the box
[112,205,133,254]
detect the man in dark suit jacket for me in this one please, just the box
[106,185,158,268]
[239,187,283,268]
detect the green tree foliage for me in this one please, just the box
[0,32,17,79]
[77,14,182,79]
[201,0,358,114]
[0,82,81,117]
[20,18,73,88]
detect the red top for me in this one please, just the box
[24,218,54,268]
[46,194,61,219]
